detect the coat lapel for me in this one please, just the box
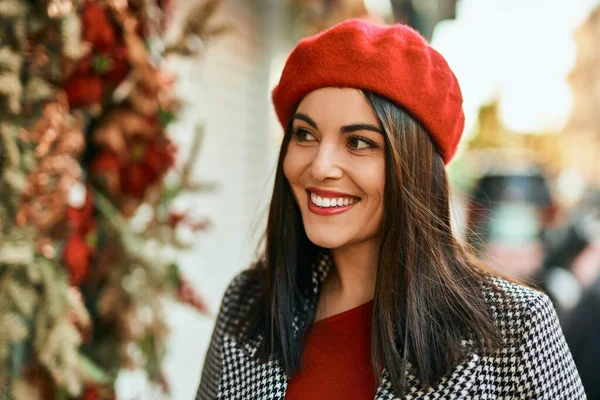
[217,254,331,400]
[218,333,288,400]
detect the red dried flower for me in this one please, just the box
[90,151,121,175]
[82,385,99,400]
[66,186,96,234]
[120,137,175,198]
[166,211,186,228]
[177,279,208,313]
[82,1,116,53]
[65,2,130,108]
[63,233,94,285]
[91,136,175,199]
[64,74,104,108]
[63,187,96,285]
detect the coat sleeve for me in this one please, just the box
[518,292,587,399]
[195,272,249,400]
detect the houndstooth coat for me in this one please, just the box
[195,255,586,399]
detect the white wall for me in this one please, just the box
[160,2,278,399]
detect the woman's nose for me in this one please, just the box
[309,144,343,182]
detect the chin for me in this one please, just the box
[304,228,349,249]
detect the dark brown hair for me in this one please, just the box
[238,91,505,396]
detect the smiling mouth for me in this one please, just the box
[309,192,358,208]
[305,189,361,215]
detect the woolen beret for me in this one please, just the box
[272,19,465,164]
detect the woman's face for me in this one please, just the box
[283,87,386,250]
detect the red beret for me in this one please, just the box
[272,19,465,164]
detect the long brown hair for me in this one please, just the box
[238,91,504,396]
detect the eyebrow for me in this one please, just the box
[292,113,383,134]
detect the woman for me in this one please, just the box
[195,20,585,399]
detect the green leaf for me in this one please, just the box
[92,55,114,74]
[55,387,69,400]
[0,312,29,343]
[7,280,38,315]
[77,353,111,384]
[166,263,181,289]
[85,230,99,248]
[161,182,182,204]
[157,109,175,128]
[0,241,35,266]
[23,77,56,104]
[10,340,27,378]
[90,187,131,233]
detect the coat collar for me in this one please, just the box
[291,251,332,336]
[218,252,481,399]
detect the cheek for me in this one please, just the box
[376,168,385,205]
[365,161,385,232]
[283,146,306,185]
[282,154,294,184]
[359,160,386,204]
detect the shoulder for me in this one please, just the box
[483,274,550,313]
[476,276,585,397]
[481,274,559,343]
[221,268,263,303]
[215,268,265,334]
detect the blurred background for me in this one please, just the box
[0,0,599,399]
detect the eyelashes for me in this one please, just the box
[292,128,379,151]
[347,136,377,151]
[292,128,315,142]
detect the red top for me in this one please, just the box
[285,299,377,399]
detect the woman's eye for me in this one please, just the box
[293,128,316,142]
[348,136,375,150]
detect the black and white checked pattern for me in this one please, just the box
[218,334,287,400]
[195,255,586,399]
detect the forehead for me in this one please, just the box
[295,87,380,128]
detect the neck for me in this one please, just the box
[325,239,380,304]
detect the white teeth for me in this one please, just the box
[309,193,358,208]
